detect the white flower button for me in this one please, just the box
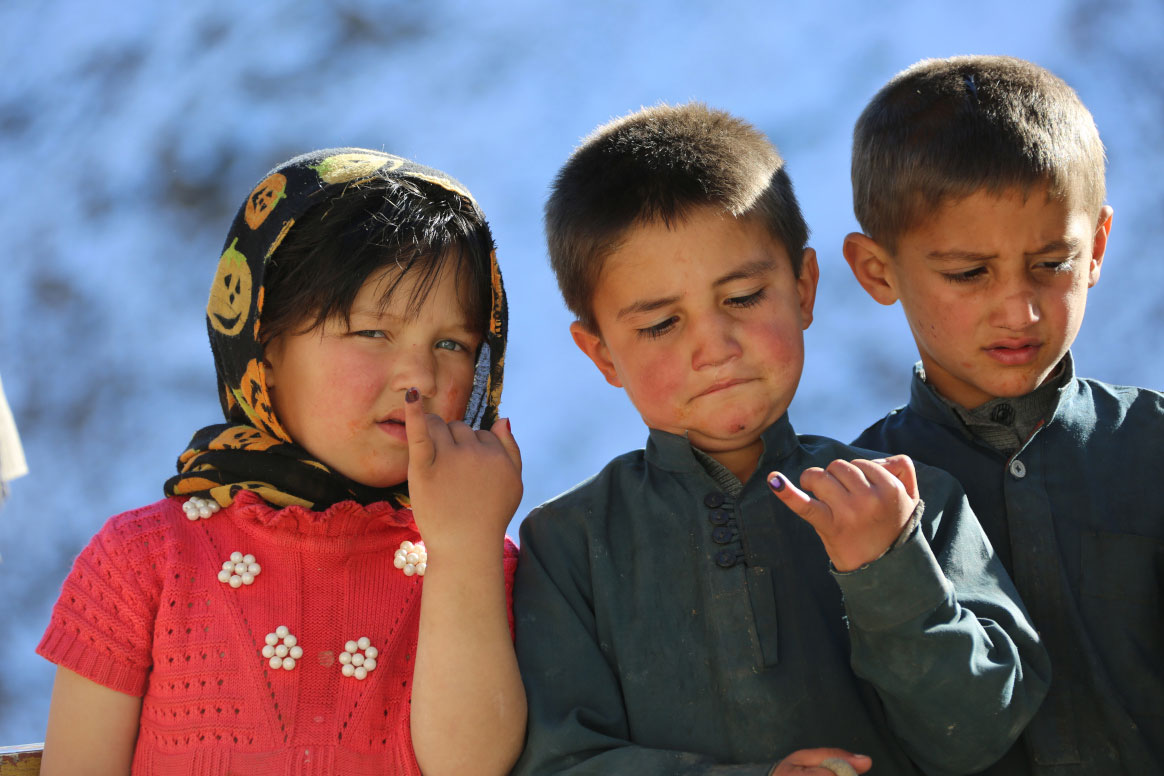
[339,637,378,680]
[183,496,220,520]
[261,626,303,670]
[218,551,262,587]
[393,541,427,576]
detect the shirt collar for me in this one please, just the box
[906,352,1078,434]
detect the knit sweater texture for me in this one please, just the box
[38,490,518,775]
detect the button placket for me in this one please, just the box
[704,492,744,569]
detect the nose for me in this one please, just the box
[690,312,742,370]
[991,275,1041,331]
[389,343,438,398]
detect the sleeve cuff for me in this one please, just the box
[830,515,952,632]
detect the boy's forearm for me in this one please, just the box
[837,497,1050,775]
[411,549,526,776]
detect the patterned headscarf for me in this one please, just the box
[164,148,506,510]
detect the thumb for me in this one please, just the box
[875,454,919,500]
[490,417,523,474]
[403,388,435,471]
[767,471,833,532]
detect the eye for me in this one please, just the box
[353,329,387,339]
[1035,259,1073,272]
[637,316,678,340]
[942,267,986,284]
[725,289,766,308]
[435,338,469,352]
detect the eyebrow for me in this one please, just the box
[615,258,778,321]
[349,307,476,333]
[927,238,1081,262]
[713,258,779,287]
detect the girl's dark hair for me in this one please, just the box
[260,175,494,346]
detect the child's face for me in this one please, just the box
[264,263,482,488]
[849,186,1112,409]
[571,207,818,479]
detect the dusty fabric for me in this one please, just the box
[857,356,1164,774]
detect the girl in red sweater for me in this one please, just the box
[37,149,525,776]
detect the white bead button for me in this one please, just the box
[262,627,299,671]
[219,550,262,588]
[1009,459,1027,479]
[394,541,427,576]
[183,496,220,521]
[340,636,378,681]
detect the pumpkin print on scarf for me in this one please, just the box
[206,238,253,337]
[244,172,288,230]
[165,148,507,511]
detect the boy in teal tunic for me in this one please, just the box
[845,56,1164,773]
[513,103,1049,776]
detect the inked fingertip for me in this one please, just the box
[405,388,419,404]
[767,473,785,492]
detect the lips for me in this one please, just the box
[696,378,751,398]
[984,339,1041,366]
[376,410,407,441]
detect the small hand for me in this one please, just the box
[770,748,871,775]
[767,455,919,572]
[404,388,522,556]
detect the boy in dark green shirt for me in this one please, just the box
[513,103,1049,776]
[845,55,1164,774]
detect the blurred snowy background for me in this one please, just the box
[2,0,1162,745]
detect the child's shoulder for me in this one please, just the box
[1061,376,1164,450]
[90,496,192,546]
[68,497,193,577]
[1073,375,1164,415]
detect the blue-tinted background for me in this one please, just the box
[2,0,1162,745]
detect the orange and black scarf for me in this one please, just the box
[164,148,506,510]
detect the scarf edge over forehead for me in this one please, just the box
[164,148,507,511]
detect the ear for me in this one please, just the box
[843,232,900,306]
[796,248,820,329]
[569,321,623,388]
[261,337,284,393]
[1088,205,1114,287]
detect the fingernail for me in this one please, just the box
[768,473,785,492]
[405,388,419,403]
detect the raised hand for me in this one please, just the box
[403,387,522,556]
[770,748,871,775]
[767,455,919,572]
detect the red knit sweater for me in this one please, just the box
[38,490,518,775]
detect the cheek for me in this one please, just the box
[749,318,803,361]
[622,352,687,411]
[902,284,966,338]
[434,366,476,422]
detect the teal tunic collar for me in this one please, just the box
[905,353,1077,439]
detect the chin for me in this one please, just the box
[343,467,407,490]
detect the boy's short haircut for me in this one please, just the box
[851,55,1106,251]
[546,102,809,332]
[260,175,494,345]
